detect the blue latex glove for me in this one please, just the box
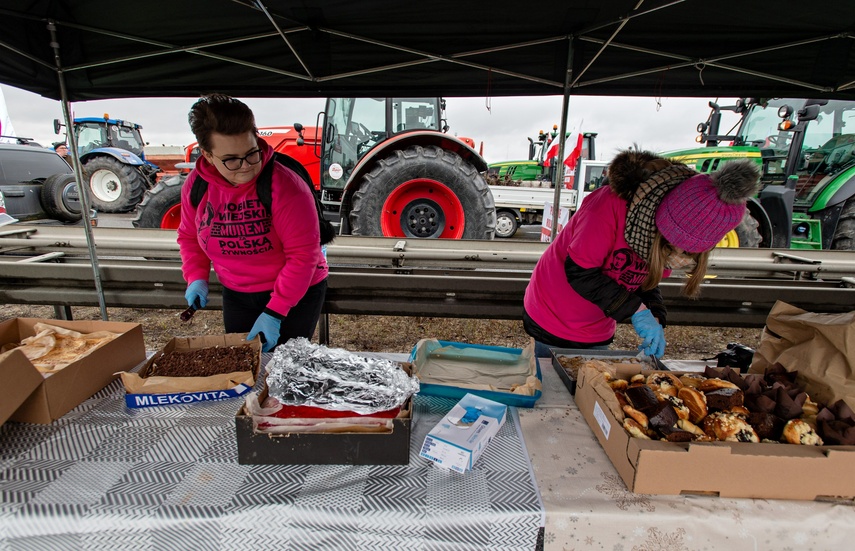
[247,312,281,353]
[185,280,208,308]
[631,308,666,358]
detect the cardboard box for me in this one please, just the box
[0,349,44,425]
[235,380,412,465]
[419,393,507,473]
[575,362,855,501]
[120,334,261,408]
[0,318,145,424]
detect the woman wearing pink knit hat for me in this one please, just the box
[523,149,760,359]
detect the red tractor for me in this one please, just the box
[133,97,496,240]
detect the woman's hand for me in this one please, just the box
[184,280,209,308]
[631,308,666,358]
[247,312,281,352]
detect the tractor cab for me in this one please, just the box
[320,97,443,198]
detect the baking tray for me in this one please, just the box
[550,348,648,395]
[409,340,542,408]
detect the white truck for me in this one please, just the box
[490,159,608,237]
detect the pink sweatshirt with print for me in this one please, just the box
[177,141,328,317]
[524,186,657,344]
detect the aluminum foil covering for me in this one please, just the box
[266,337,420,414]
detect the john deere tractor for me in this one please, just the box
[663,98,855,250]
[55,116,160,212]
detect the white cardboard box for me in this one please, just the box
[419,393,507,473]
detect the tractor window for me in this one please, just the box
[740,102,795,149]
[322,97,385,191]
[76,123,107,154]
[115,125,144,155]
[392,98,438,133]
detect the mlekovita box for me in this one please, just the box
[420,393,507,473]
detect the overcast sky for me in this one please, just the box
[1,83,740,164]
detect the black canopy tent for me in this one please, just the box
[1,0,854,319]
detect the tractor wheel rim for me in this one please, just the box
[716,229,740,248]
[90,169,122,202]
[161,204,182,229]
[380,179,464,239]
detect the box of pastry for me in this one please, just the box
[574,359,855,501]
[0,317,145,424]
[120,333,261,408]
[236,338,417,465]
[408,339,542,407]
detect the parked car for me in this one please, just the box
[0,142,82,223]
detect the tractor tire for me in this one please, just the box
[716,211,762,248]
[132,174,185,229]
[349,145,496,239]
[735,211,762,248]
[495,209,519,238]
[831,197,855,250]
[40,173,82,223]
[83,156,147,213]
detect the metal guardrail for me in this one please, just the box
[1,226,854,327]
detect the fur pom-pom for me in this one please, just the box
[711,160,760,204]
[608,149,674,201]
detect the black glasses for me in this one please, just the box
[214,148,262,170]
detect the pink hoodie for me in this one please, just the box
[178,140,328,316]
[524,186,665,343]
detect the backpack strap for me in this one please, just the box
[189,173,209,209]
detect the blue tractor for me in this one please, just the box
[54,115,160,212]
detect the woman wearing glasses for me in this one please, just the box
[177,94,328,352]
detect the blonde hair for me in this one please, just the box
[642,233,710,298]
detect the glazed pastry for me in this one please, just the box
[630,374,646,384]
[782,419,823,445]
[660,394,690,421]
[679,373,707,388]
[729,405,750,416]
[623,405,649,428]
[646,372,683,397]
[705,388,745,411]
[802,397,819,417]
[677,387,708,423]
[623,418,651,439]
[676,418,705,438]
[698,377,740,392]
[709,411,759,442]
[609,379,629,391]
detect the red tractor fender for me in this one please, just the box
[340,131,488,215]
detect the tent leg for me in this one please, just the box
[47,21,109,321]
[550,37,574,240]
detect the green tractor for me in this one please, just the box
[662,98,855,250]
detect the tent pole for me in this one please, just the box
[47,20,109,321]
[550,37,573,240]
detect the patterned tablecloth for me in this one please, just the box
[522,359,855,551]
[0,353,543,550]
